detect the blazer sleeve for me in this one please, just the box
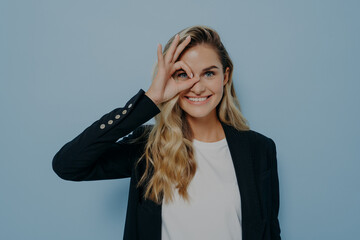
[52,89,160,181]
[267,138,281,240]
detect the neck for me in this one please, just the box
[186,111,225,142]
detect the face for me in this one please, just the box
[176,44,229,121]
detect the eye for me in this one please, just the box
[205,71,215,77]
[178,72,188,78]
[176,72,189,80]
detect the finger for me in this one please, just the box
[177,76,200,92]
[157,43,163,65]
[164,34,180,63]
[172,35,191,62]
[172,61,193,79]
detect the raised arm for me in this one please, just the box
[53,34,202,182]
[52,89,160,181]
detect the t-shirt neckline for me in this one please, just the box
[192,137,227,148]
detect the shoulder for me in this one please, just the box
[221,122,275,150]
[242,129,276,154]
[244,129,278,171]
[232,127,272,143]
[247,129,275,144]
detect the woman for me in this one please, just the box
[53,25,281,240]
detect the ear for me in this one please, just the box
[223,67,230,86]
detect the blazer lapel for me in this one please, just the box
[221,122,265,239]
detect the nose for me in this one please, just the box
[189,75,206,94]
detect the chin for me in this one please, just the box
[184,111,212,119]
[180,104,217,119]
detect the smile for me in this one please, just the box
[184,95,212,105]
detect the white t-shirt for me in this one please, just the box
[161,137,242,240]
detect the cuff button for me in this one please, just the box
[122,109,127,114]
[100,124,106,129]
[108,120,113,125]
[115,114,120,119]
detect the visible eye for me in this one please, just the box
[178,72,188,78]
[175,72,189,81]
[204,71,215,78]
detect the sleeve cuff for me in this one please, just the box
[140,89,161,112]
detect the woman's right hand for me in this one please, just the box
[145,34,200,106]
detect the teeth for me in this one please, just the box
[188,97,208,102]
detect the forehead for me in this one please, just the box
[179,44,221,69]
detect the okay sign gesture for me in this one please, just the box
[145,34,200,106]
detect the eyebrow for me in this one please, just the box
[175,65,219,74]
[201,65,219,72]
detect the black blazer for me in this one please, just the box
[52,89,281,240]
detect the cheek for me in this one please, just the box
[212,81,224,94]
[178,97,186,110]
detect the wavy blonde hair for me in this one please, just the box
[135,25,250,205]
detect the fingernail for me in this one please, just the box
[190,73,193,78]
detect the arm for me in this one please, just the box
[267,138,281,239]
[52,89,160,181]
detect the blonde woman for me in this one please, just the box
[53,25,281,240]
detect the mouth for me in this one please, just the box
[184,95,213,104]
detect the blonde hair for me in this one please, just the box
[135,25,249,205]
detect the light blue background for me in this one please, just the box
[1,0,359,239]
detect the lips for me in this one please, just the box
[185,95,212,99]
[183,95,213,105]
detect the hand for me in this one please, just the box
[145,34,200,105]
